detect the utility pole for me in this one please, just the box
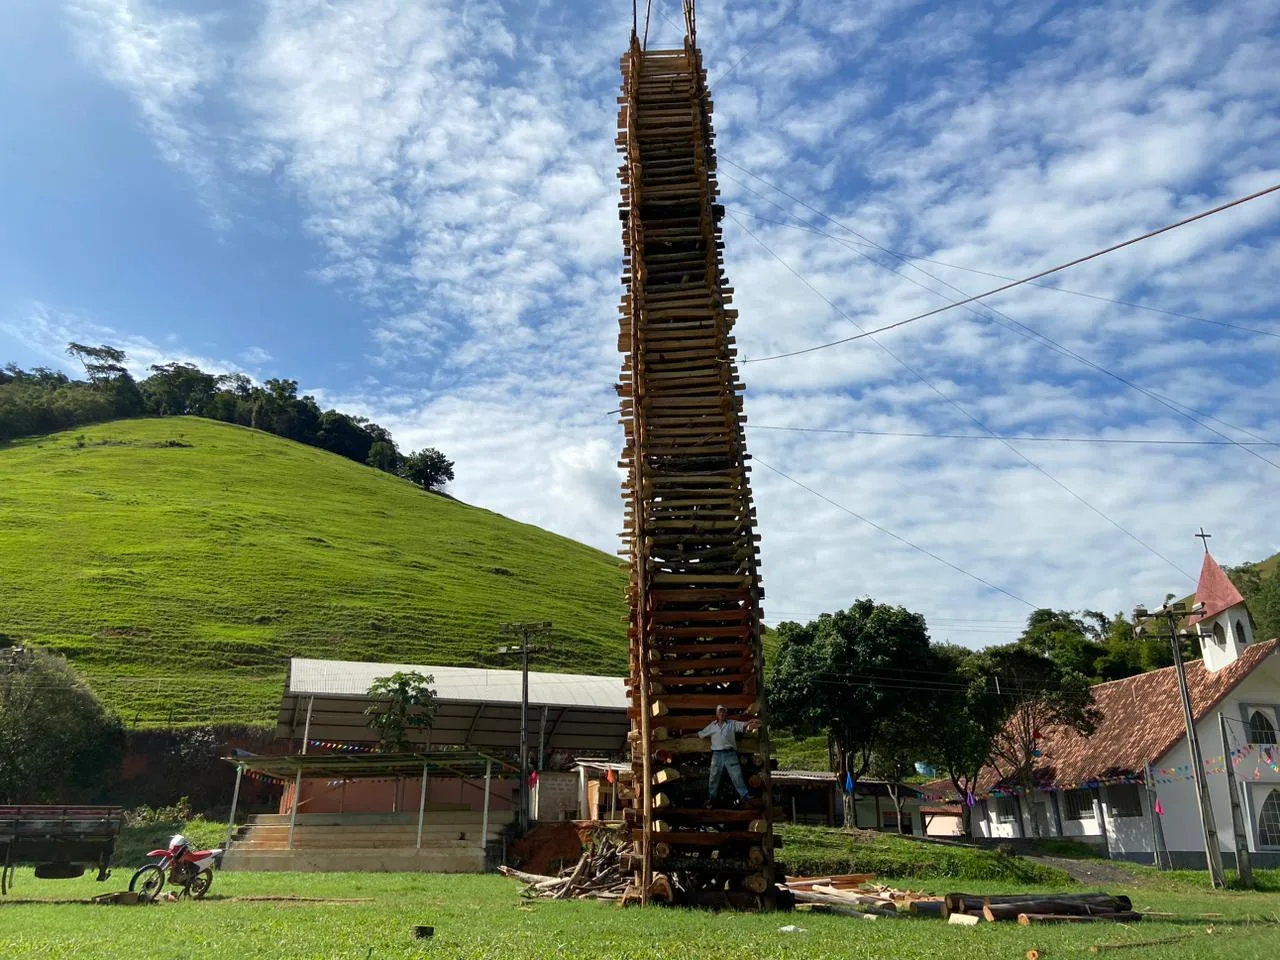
[1134,600,1225,887]
[1218,713,1254,888]
[497,621,552,834]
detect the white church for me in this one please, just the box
[972,550,1280,868]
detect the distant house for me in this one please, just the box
[971,550,1280,868]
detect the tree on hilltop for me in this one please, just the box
[400,448,454,491]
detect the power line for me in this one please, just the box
[726,206,1280,341]
[725,169,1280,363]
[734,214,1195,581]
[709,0,802,87]
[724,167,1280,466]
[749,424,1280,446]
[754,455,1037,608]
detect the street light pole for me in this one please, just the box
[1135,600,1225,888]
[498,621,552,834]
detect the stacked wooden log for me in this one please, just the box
[499,833,632,901]
[783,875,943,917]
[945,892,1139,924]
[615,27,773,907]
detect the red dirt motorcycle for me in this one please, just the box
[129,833,222,901]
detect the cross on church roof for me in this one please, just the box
[1195,527,1212,553]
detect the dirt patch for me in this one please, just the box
[510,822,593,875]
[1024,854,1139,886]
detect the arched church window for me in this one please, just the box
[1212,622,1226,645]
[1250,711,1277,746]
[1235,620,1247,646]
[1259,790,1280,847]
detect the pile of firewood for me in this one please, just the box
[499,833,630,901]
[944,892,1138,925]
[783,874,943,917]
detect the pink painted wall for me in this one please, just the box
[278,775,517,815]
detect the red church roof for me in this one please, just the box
[979,639,1277,794]
[1187,551,1246,625]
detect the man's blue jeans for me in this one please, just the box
[709,748,749,801]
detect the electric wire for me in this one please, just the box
[753,454,1037,609]
[724,168,1280,364]
[748,424,1280,446]
[735,213,1195,581]
[723,168,1280,460]
[709,0,802,87]
[726,206,1280,341]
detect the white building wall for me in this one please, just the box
[972,655,1280,864]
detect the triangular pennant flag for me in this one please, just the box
[844,772,854,793]
[1154,798,1164,816]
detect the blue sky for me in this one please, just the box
[2,0,1279,646]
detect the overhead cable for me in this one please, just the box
[754,455,1037,608]
[735,214,1195,581]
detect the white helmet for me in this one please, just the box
[169,834,189,851]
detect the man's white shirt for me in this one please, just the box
[698,719,746,751]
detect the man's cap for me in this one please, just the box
[716,703,727,712]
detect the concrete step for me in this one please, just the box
[246,811,513,827]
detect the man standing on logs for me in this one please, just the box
[699,705,760,808]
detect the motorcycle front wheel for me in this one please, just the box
[129,864,166,902]
[188,868,213,899]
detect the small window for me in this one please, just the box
[1235,620,1248,646]
[995,798,1017,823]
[1250,711,1277,746]
[1259,790,1280,847]
[1108,784,1143,818]
[1064,789,1096,821]
[1212,622,1226,645]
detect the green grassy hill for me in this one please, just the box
[0,418,628,725]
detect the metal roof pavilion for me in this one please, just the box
[277,657,630,755]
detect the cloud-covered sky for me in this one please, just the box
[3,0,1278,647]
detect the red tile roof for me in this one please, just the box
[981,639,1278,792]
[1188,551,1246,625]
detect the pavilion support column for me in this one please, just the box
[300,696,314,754]
[416,763,428,850]
[287,766,303,850]
[578,766,587,820]
[224,763,244,851]
[481,759,493,864]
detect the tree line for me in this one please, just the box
[769,601,1119,837]
[0,343,454,491]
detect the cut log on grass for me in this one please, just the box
[1088,934,1194,953]
[982,896,1133,922]
[948,913,982,926]
[947,892,1129,915]
[1026,950,1042,960]
[906,899,946,917]
[1016,912,1143,925]
[498,866,558,885]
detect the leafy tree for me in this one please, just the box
[400,448,454,491]
[1017,609,1104,678]
[868,710,929,834]
[0,644,125,802]
[920,643,1009,837]
[980,644,1101,837]
[365,671,438,752]
[769,599,931,827]
[66,342,128,383]
[366,439,400,473]
[140,363,220,416]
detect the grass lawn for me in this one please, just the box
[1,865,1278,960]
[0,418,629,725]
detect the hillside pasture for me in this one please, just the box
[0,418,628,725]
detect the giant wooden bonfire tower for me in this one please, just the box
[616,2,777,908]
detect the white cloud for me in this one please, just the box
[54,0,1280,647]
[240,345,272,365]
